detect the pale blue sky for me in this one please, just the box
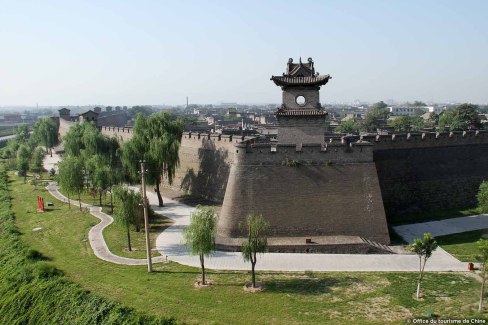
[1,0,487,106]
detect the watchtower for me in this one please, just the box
[271,57,331,144]
[58,108,71,121]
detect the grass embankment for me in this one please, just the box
[436,230,487,262]
[0,167,174,324]
[56,186,172,259]
[9,172,487,324]
[390,206,481,225]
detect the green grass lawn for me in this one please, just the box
[436,230,487,262]
[103,214,172,259]
[56,185,173,259]
[10,173,486,324]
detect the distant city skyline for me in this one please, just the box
[1,0,487,106]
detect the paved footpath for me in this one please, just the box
[45,180,165,265]
[45,152,487,271]
[150,191,481,272]
[394,215,488,243]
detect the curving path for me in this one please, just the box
[46,181,166,265]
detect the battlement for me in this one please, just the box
[100,126,133,134]
[356,130,488,150]
[183,131,254,144]
[234,140,373,165]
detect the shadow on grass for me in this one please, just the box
[264,276,357,295]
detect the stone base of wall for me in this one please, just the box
[215,235,393,254]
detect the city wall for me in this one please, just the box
[58,118,73,138]
[91,127,488,235]
[358,131,488,220]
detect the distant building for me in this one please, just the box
[388,107,417,116]
[79,110,99,123]
[58,108,71,121]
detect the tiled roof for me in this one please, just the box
[271,75,331,87]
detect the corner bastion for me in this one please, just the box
[217,139,390,246]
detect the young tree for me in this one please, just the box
[408,233,438,299]
[476,239,488,312]
[112,186,143,252]
[183,206,216,285]
[57,156,84,210]
[241,214,269,288]
[16,144,31,183]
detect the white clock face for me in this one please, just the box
[296,95,306,106]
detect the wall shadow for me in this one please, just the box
[180,140,230,204]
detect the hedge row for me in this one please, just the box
[0,167,175,324]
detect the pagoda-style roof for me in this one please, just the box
[271,75,331,87]
[275,108,327,117]
[271,57,331,87]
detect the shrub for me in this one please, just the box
[477,181,488,213]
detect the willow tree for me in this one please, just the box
[120,113,183,207]
[241,214,269,288]
[57,156,84,210]
[183,206,216,285]
[113,186,142,252]
[33,118,58,156]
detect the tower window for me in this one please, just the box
[296,95,306,106]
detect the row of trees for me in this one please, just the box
[56,112,183,252]
[335,102,482,134]
[57,122,119,210]
[0,118,59,181]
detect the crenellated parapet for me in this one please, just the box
[355,130,488,150]
[234,140,374,165]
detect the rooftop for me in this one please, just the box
[271,57,331,87]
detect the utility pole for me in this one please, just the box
[140,160,153,272]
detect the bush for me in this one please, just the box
[477,181,488,213]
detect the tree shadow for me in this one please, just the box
[180,140,230,204]
[264,275,360,295]
[26,249,52,261]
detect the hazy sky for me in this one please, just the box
[1,0,487,106]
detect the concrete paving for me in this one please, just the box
[393,215,488,243]
[43,151,61,173]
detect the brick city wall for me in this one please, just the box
[85,126,488,238]
[217,141,390,244]
[359,131,488,221]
